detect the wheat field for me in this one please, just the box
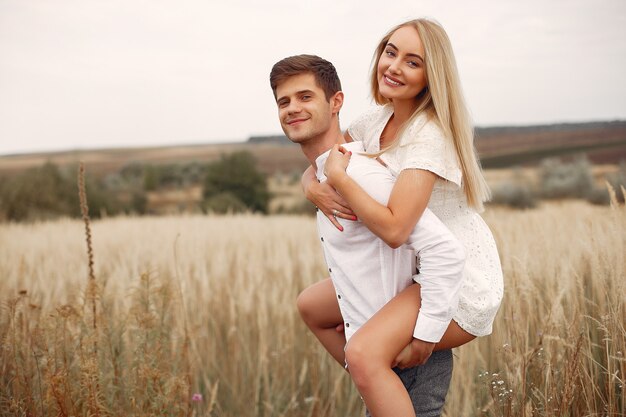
[1,200,624,416]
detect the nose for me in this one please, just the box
[388,58,401,74]
[286,101,302,114]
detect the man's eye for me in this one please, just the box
[278,101,288,108]
[302,95,311,100]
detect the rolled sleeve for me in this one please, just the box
[413,313,452,343]
[408,218,466,343]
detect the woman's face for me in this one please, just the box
[377,25,427,104]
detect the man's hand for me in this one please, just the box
[394,338,436,369]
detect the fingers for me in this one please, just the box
[323,205,357,230]
[341,208,356,217]
[334,197,355,216]
[398,354,429,369]
[314,182,355,218]
[324,145,352,186]
[326,194,354,219]
[332,208,357,221]
[333,144,353,157]
[399,339,435,368]
[326,213,344,231]
[335,323,345,333]
[333,195,355,217]
[394,343,413,369]
[395,340,434,369]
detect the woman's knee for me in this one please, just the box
[296,287,319,325]
[345,337,384,388]
[296,280,341,328]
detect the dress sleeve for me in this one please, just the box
[397,117,462,187]
[346,112,367,142]
[346,106,382,148]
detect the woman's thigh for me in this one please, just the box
[347,283,475,361]
[435,321,475,350]
[348,284,422,363]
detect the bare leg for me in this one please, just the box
[345,284,474,417]
[296,278,346,366]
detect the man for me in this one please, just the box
[269,54,463,416]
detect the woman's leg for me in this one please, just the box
[345,283,474,417]
[296,278,346,366]
[345,284,421,417]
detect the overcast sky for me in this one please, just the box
[1,0,625,155]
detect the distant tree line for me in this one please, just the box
[0,162,128,222]
[2,151,624,221]
[490,156,626,209]
[0,151,269,222]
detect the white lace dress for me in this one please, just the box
[347,105,504,336]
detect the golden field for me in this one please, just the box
[0,200,624,416]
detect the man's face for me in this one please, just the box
[275,73,335,144]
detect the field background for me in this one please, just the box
[1,124,625,416]
[1,201,624,416]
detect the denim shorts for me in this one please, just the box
[365,349,453,417]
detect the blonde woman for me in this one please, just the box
[299,19,504,416]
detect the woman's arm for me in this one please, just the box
[302,165,356,231]
[324,144,436,248]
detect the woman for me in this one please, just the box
[299,19,504,416]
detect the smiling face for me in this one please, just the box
[376,25,427,106]
[275,72,339,145]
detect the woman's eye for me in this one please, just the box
[407,61,419,68]
[385,50,395,57]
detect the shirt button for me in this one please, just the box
[337,294,341,299]
[345,323,350,328]
[320,237,324,242]
[328,268,332,273]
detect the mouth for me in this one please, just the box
[286,118,308,126]
[383,74,404,87]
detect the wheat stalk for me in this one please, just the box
[78,163,96,284]
[78,163,97,342]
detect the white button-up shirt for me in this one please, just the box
[315,141,465,343]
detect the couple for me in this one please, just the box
[270,18,504,417]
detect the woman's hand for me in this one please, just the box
[324,144,352,188]
[303,164,356,231]
[306,181,356,231]
[394,338,436,369]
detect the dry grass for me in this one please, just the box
[0,200,624,416]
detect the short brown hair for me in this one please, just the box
[270,54,342,101]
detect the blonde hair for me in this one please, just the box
[370,18,491,211]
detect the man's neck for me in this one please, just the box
[300,127,346,170]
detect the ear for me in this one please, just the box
[330,91,344,115]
